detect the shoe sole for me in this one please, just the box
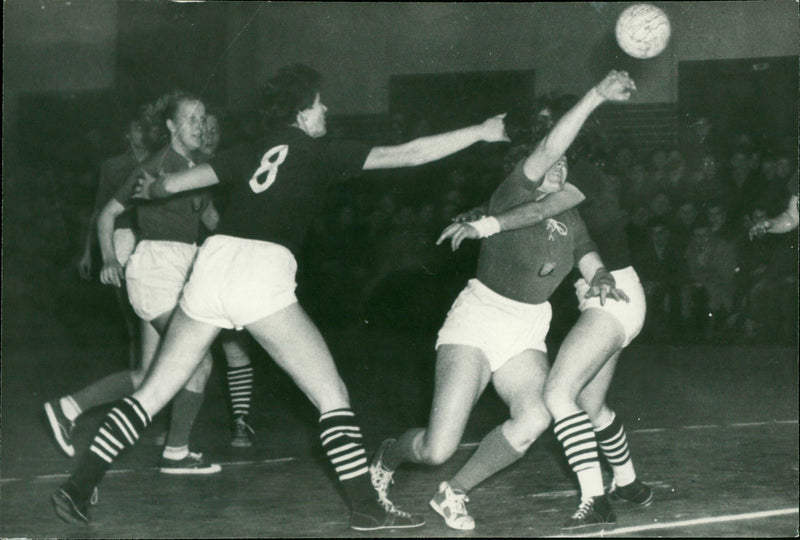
[350,520,426,531]
[159,464,222,475]
[429,498,475,531]
[231,439,253,448]
[44,403,75,457]
[52,490,88,526]
[612,490,654,507]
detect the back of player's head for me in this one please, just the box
[261,64,323,127]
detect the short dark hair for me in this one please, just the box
[261,64,323,127]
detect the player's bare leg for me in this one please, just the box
[244,302,424,530]
[544,309,624,531]
[430,349,550,530]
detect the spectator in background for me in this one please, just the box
[671,200,699,255]
[706,199,735,243]
[625,205,652,256]
[648,147,669,186]
[658,154,687,203]
[679,216,738,342]
[620,160,651,211]
[633,216,679,341]
[725,147,759,226]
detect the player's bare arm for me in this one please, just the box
[749,194,799,239]
[362,114,509,170]
[135,164,220,200]
[523,70,635,183]
[437,183,587,251]
[97,199,126,288]
[577,251,630,306]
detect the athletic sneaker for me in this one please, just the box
[231,416,254,448]
[609,478,654,506]
[429,481,475,531]
[369,439,396,505]
[52,483,90,525]
[562,495,616,532]
[44,400,76,457]
[349,500,425,531]
[159,452,221,475]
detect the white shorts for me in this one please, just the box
[574,266,646,347]
[113,228,137,267]
[180,235,298,330]
[125,240,198,322]
[436,279,551,372]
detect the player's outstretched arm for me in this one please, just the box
[362,114,510,170]
[522,70,635,183]
[97,199,126,288]
[436,183,585,251]
[134,164,220,200]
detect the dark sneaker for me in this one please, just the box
[52,484,90,525]
[349,500,425,531]
[562,495,616,532]
[44,400,76,457]
[429,481,475,530]
[609,479,654,506]
[369,439,396,505]
[231,416,254,448]
[159,452,221,475]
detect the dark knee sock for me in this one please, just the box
[450,425,524,493]
[164,389,204,450]
[594,412,637,486]
[70,371,136,414]
[68,397,150,501]
[382,427,425,471]
[318,408,375,511]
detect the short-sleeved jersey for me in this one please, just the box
[95,150,145,230]
[208,126,371,256]
[114,145,210,244]
[477,159,597,304]
[568,158,631,271]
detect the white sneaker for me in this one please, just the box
[429,481,475,530]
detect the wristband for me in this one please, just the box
[469,216,501,238]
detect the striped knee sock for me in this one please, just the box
[227,365,254,419]
[319,408,374,510]
[67,397,150,502]
[595,412,637,486]
[553,410,604,500]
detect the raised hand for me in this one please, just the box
[595,70,637,102]
[479,113,511,143]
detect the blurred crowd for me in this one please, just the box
[4,105,797,347]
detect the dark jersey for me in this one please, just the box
[208,127,371,256]
[477,159,597,304]
[95,150,144,230]
[568,158,631,270]
[115,145,210,244]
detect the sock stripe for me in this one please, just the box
[555,411,600,471]
[320,425,361,441]
[330,448,366,465]
[327,442,359,456]
[90,445,114,463]
[318,408,354,421]
[123,397,150,425]
[108,410,136,445]
[339,466,370,481]
[94,436,119,457]
[99,427,124,449]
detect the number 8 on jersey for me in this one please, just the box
[249,145,289,194]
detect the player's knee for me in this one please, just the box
[418,438,457,466]
[542,381,575,417]
[185,356,213,392]
[506,409,551,451]
[130,369,146,389]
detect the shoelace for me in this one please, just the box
[234,417,255,434]
[447,489,470,515]
[187,451,203,460]
[571,498,594,520]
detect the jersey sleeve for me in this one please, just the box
[317,138,372,182]
[571,211,599,263]
[112,167,143,208]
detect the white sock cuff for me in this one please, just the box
[162,445,189,460]
[594,411,617,433]
[60,395,82,422]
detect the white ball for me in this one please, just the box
[615,4,671,59]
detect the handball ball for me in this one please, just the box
[615,4,671,59]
